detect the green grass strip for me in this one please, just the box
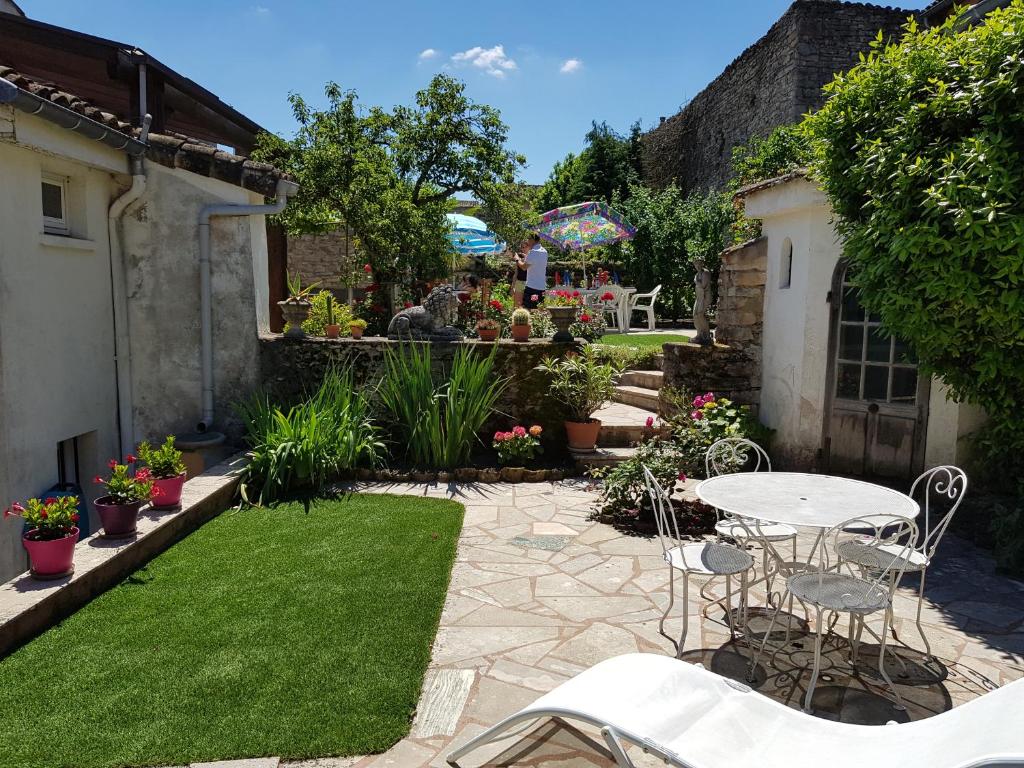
[0,494,463,768]
[596,333,689,348]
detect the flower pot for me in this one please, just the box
[23,527,79,579]
[511,324,530,342]
[94,496,143,538]
[522,469,547,483]
[151,472,186,509]
[455,467,479,482]
[477,327,499,342]
[565,419,602,451]
[499,467,525,483]
[278,300,312,339]
[478,468,501,483]
[325,324,341,339]
[350,325,365,340]
[547,306,577,343]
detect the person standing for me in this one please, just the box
[510,248,528,308]
[521,234,549,309]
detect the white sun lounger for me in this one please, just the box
[447,653,1024,768]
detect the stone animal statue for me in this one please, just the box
[693,259,713,346]
[387,284,465,342]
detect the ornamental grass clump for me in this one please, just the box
[236,367,382,505]
[378,344,507,469]
[4,496,80,540]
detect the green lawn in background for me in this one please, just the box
[596,332,690,348]
[0,493,463,768]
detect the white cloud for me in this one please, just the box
[451,45,517,78]
[249,4,271,16]
[418,48,439,61]
[560,58,582,74]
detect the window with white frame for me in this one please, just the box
[41,173,69,235]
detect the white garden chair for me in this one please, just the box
[627,284,661,331]
[642,466,753,657]
[446,652,1024,768]
[598,284,624,331]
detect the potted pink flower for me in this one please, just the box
[138,436,187,509]
[493,425,543,466]
[5,496,81,578]
[93,455,155,538]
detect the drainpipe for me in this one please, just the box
[108,114,152,456]
[196,178,299,432]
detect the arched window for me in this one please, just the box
[779,238,793,289]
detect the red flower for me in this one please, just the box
[126,454,137,464]
[493,431,505,442]
[11,502,24,513]
[601,291,615,301]
[530,294,539,302]
[93,475,104,484]
[489,300,503,310]
[678,472,687,482]
[71,513,80,522]
[580,313,591,323]
[107,459,117,469]
[404,301,413,308]
[572,290,580,298]
[691,410,703,421]
[645,416,654,428]
[40,510,48,519]
[45,497,56,505]
[2,508,9,519]
[363,263,372,273]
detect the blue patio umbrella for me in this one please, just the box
[446,213,504,255]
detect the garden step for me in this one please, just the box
[594,402,661,447]
[572,446,637,472]
[612,384,660,411]
[618,370,663,390]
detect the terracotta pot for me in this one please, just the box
[151,472,186,509]
[94,496,143,538]
[278,300,312,339]
[522,469,547,483]
[477,327,499,342]
[478,468,501,483]
[565,419,602,451]
[325,324,341,339]
[499,467,525,483]
[547,306,577,343]
[511,324,530,342]
[454,467,479,482]
[23,527,79,579]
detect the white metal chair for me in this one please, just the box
[642,466,753,657]
[447,652,1024,768]
[756,513,919,713]
[839,465,968,661]
[598,284,623,331]
[627,284,661,331]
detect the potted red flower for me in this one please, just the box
[93,455,154,538]
[138,436,187,509]
[543,290,583,342]
[5,496,81,578]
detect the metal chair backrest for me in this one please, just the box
[642,465,681,558]
[824,514,919,610]
[910,465,968,563]
[705,438,771,478]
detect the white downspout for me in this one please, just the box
[108,114,152,456]
[196,178,299,431]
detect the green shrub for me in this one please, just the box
[589,343,661,372]
[378,344,507,469]
[536,346,619,422]
[730,123,811,189]
[236,368,382,505]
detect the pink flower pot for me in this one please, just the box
[151,472,187,509]
[94,496,143,538]
[23,527,79,579]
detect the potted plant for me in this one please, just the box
[544,290,583,343]
[92,455,155,538]
[325,294,340,339]
[493,425,543,466]
[477,317,500,342]
[138,436,187,509]
[349,317,368,340]
[5,496,80,578]
[510,308,531,342]
[278,273,319,339]
[537,347,618,451]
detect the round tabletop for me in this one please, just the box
[694,472,919,529]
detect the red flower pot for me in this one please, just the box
[565,419,602,451]
[477,328,499,342]
[23,527,79,579]
[94,496,143,538]
[151,472,187,509]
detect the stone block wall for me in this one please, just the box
[286,226,363,293]
[642,1,910,194]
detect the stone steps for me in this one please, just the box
[618,370,664,390]
[572,446,637,472]
[612,384,660,411]
[593,401,660,447]
[653,353,664,371]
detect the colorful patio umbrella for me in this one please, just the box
[532,201,636,282]
[446,213,504,255]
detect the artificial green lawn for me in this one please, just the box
[0,494,463,768]
[597,332,689,348]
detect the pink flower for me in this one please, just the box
[693,396,705,407]
[93,475,104,484]
[125,454,137,464]
[493,431,505,442]
[108,459,118,469]
[625,508,640,518]
[513,426,527,437]
[363,263,372,273]
[704,392,714,401]
[503,431,514,441]
[678,472,687,482]
[530,294,539,302]
[645,416,654,428]
[691,410,703,421]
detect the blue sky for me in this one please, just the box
[25,0,930,184]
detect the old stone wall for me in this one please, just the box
[642,1,910,194]
[286,226,362,293]
[258,336,582,454]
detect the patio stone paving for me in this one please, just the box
[278,480,1024,768]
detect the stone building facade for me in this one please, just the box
[642,0,911,194]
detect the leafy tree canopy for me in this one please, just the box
[730,123,811,189]
[254,75,525,283]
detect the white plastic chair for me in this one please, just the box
[598,284,623,331]
[446,652,1024,768]
[642,466,753,657]
[627,284,661,331]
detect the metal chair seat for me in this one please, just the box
[667,542,753,576]
[715,518,797,543]
[788,572,888,615]
[837,540,929,573]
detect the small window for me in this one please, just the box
[41,173,69,235]
[779,238,793,289]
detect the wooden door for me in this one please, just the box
[823,264,929,480]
